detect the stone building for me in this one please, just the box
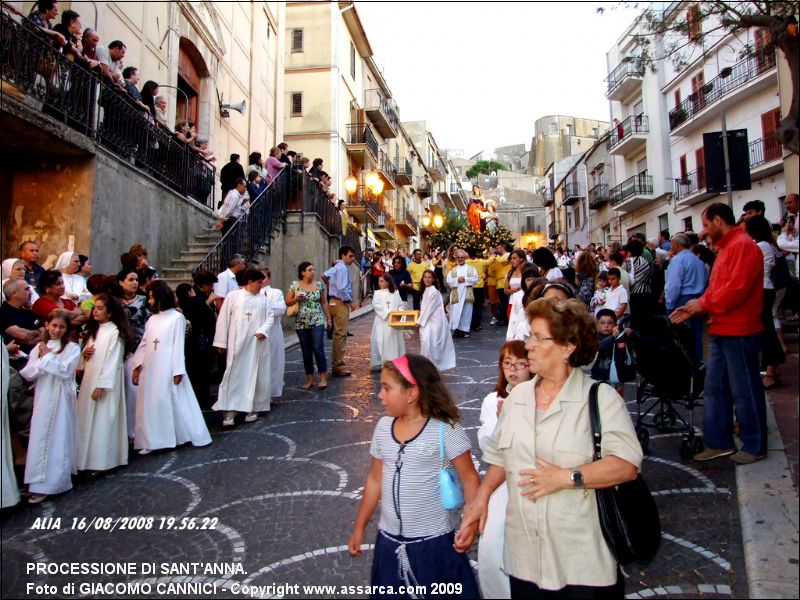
[529,115,608,177]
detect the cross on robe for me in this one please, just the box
[152,339,160,351]
[245,311,253,322]
[386,300,392,311]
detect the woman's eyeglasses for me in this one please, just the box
[528,335,555,347]
[502,360,530,371]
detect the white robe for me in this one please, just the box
[76,322,128,471]
[506,290,530,342]
[212,289,273,413]
[419,287,456,372]
[20,340,80,495]
[446,264,478,333]
[62,273,90,303]
[132,310,212,451]
[370,289,406,367]
[261,286,286,397]
[477,390,511,600]
[1,344,20,508]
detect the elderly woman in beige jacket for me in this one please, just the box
[458,297,642,598]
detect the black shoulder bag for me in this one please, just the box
[589,381,661,565]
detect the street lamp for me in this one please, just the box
[345,175,358,195]
[433,214,444,229]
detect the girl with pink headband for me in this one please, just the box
[348,354,480,597]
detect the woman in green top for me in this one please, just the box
[286,262,332,390]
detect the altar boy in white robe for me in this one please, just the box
[417,270,456,371]
[132,281,212,454]
[213,268,273,427]
[260,268,286,398]
[370,275,406,368]
[446,250,479,338]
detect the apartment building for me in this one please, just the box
[605,2,786,241]
[529,115,608,177]
[284,1,437,250]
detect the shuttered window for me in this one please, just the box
[291,92,302,116]
[291,29,303,52]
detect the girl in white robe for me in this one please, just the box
[20,311,80,502]
[370,275,406,368]
[76,294,130,473]
[505,270,541,342]
[213,270,274,427]
[260,272,286,398]
[417,270,456,372]
[1,343,20,508]
[476,340,532,600]
[132,282,211,454]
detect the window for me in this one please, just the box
[687,5,702,41]
[673,89,681,109]
[658,213,669,233]
[549,122,558,135]
[566,124,574,136]
[637,157,648,175]
[574,204,581,230]
[695,147,706,187]
[291,28,303,52]
[350,42,356,79]
[683,216,694,232]
[291,92,302,116]
[691,71,706,109]
[679,154,688,179]
[592,127,599,138]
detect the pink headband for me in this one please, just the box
[391,355,418,386]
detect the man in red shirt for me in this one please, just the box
[671,203,766,465]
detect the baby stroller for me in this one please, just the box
[634,316,705,458]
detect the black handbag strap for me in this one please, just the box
[589,381,604,462]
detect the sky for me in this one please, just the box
[357,2,643,157]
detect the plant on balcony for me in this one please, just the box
[598,1,799,155]
[466,160,508,179]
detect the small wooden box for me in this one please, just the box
[388,310,420,328]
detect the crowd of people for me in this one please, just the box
[2,189,798,597]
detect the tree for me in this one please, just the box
[429,211,468,251]
[600,2,799,155]
[466,160,509,180]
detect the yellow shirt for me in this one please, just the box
[466,258,489,289]
[488,254,511,289]
[407,260,428,291]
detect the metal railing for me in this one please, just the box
[668,46,777,130]
[605,56,645,95]
[416,177,432,195]
[299,172,342,236]
[607,114,649,149]
[396,157,413,180]
[0,11,216,208]
[348,192,380,222]
[588,183,610,208]
[364,88,399,132]
[378,150,397,184]
[345,123,379,159]
[543,190,555,206]
[749,137,782,168]
[395,208,418,232]
[340,227,363,262]
[193,169,289,274]
[610,173,653,206]
[674,168,706,200]
[564,180,583,199]
[548,222,558,239]
[375,209,395,233]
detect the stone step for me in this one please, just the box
[169,258,202,269]
[161,268,192,279]
[194,234,220,243]
[187,242,213,251]
[179,250,211,261]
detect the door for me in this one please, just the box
[761,108,782,161]
[691,71,706,111]
[695,147,705,188]
[755,28,773,74]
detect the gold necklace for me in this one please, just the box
[537,375,568,407]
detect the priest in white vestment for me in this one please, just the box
[1,344,20,508]
[132,289,212,453]
[418,274,456,372]
[213,270,273,427]
[20,338,80,497]
[260,272,286,398]
[446,250,479,336]
[370,278,406,368]
[76,321,128,472]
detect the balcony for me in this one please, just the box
[607,115,649,156]
[428,157,447,182]
[588,183,611,209]
[346,194,380,224]
[674,168,718,207]
[606,57,645,101]
[543,190,555,207]
[372,209,396,240]
[344,123,379,168]
[377,150,398,190]
[364,88,399,138]
[610,173,655,211]
[548,222,558,240]
[396,157,413,185]
[395,208,418,236]
[668,47,777,136]
[749,137,783,181]
[415,177,432,198]
[562,180,584,206]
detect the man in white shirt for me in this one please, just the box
[213,256,246,313]
[216,179,250,236]
[95,39,125,85]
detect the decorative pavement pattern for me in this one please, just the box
[1,313,748,599]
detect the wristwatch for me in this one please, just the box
[570,470,584,489]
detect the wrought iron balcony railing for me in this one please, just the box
[668,46,777,130]
[674,168,707,201]
[345,123,379,159]
[364,88,399,134]
[749,137,782,168]
[378,150,398,184]
[0,10,216,208]
[607,114,649,149]
[588,183,610,209]
[605,56,646,96]
[610,173,654,206]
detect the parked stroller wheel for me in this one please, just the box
[653,411,672,430]
[637,428,650,452]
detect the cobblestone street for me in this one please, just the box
[1,313,748,599]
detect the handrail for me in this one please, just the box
[364,88,399,132]
[193,168,289,274]
[1,10,216,208]
[345,123,379,159]
[749,137,782,168]
[610,173,653,206]
[588,183,610,208]
[605,56,645,95]
[674,168,707,200]
[299,171,343,237]
[607,114,649,149]
[668,45,776,130]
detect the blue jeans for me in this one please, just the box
[296,325,327,375]
[703,333,767,456]
[672,293,704,362]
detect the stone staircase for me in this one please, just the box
[160,226,221,289]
